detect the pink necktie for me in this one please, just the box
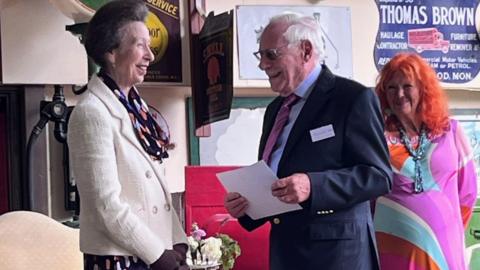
[262,94,300,164]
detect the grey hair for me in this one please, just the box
[267,12,326,64]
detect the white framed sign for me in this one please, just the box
[236,5,353,80]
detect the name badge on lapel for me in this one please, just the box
[310,124,335,142]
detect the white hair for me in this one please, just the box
[267,12,326,64]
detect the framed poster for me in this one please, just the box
[236,5,353,80]
[373,0,480,84]
[143,0,183,82]
[49,0,183,83]
[193,11,234,128]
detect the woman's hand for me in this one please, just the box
[173,243,188,265]
[150,250,179,270]
[151,245,191,270]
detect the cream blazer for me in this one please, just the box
[68,74,187,265]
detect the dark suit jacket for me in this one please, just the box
[239,66,393,270]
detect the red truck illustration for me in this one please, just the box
[407,28,450,54]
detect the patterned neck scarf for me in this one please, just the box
[98,70,172,162]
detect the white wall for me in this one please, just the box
[0,0,87,85]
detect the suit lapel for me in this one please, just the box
[278,66,337,172]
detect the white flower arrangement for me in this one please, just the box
[187,222,241,270]
[201,237,222,263]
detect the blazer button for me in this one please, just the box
[164,204,171,211]
[273,218,280,224]
[145,170,153,179]
[152,206,158,214]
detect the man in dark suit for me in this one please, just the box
[224,12,393,270]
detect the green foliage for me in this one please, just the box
[216,233,241,270]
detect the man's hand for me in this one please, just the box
[271,173,311,203]
[224,192,249,218]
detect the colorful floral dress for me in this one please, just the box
[374,119,478,270]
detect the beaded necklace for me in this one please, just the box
[397,124,429,193]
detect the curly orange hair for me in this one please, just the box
[375,53,450,136]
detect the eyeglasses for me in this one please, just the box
[253,45,288,61]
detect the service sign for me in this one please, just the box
[62,0,183,83]
[374,0,480,83]
[144,0,182,83]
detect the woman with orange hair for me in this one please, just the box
[374,53,477,270]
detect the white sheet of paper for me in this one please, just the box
[216,160,302,220]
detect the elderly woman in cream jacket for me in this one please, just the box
[67,1,188,270]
